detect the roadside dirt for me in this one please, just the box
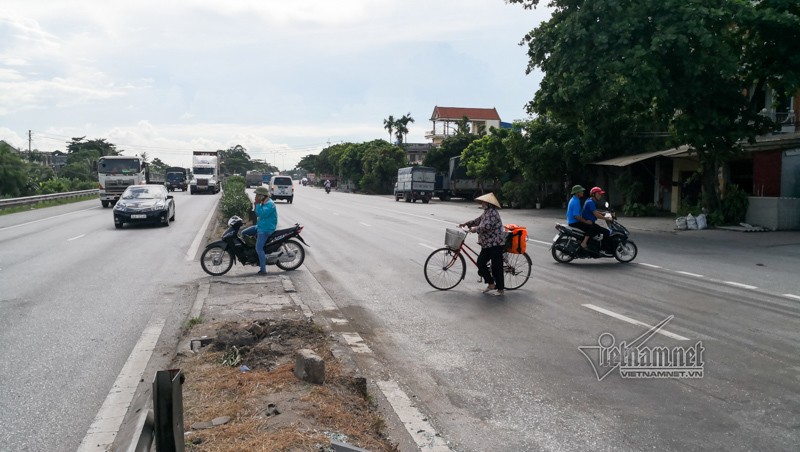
[177,318,399,452]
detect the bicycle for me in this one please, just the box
[424,227,532,291]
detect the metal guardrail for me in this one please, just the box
[0,189,99,209]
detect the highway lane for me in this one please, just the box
[281,186,800,451]
[0,190,217,451]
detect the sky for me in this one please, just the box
[0,1,552,170]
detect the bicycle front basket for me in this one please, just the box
[444,228,467,250]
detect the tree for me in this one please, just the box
[297,154,318,174]
[219,144,253,175]
[422,133,479,173]
[149,158,168,172]
[383,115,396,143]
[509,0,800,210]
[360,140,406,193]
[0,142,29,197]
[461,127,515,188]
[64,137,120,182]
[395,113,415,144]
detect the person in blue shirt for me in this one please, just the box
[253,186,278,275]
[581,186,612,254]
[566,185,593,249]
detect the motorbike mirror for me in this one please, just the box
[604,202,610,209]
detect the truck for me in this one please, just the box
[434,156,501,201]
[165,166,189,192]
[245,170,263,188]
[190,151,221,194]
[96,155,163,207]
[395,166,436,203]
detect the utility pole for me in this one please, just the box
[28,130,32,159]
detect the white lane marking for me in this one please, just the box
[529,239,551,245]
[341,332,372,354]
[67,234,86,241]
[0,206,100,232]
[582,304,690,341]
[725,281,758,290]
[676,271,704,278]
[377,380,453,451]
[784,294,800,301]
[78,317,166,451]
[185,197,220,261]
[359,222,372,227]
[638,263,662,269]
[418,243,439,251]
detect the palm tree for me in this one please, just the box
[398,113,415,144]
[383,115,396,142]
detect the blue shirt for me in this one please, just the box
[566,195,583,224]
[582,198,598,224]
[255,199,277,233]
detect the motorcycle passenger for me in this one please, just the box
[566,185,593,250]
[254,186,278,275]
[458,193,505,296]
[582,187,612,254]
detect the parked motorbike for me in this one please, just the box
[200,216,308,276]
[551,203,638,264]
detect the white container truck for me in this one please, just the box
[190,151,221,194]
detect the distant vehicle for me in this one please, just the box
[113,184,175,229]
[190,151,221,194]
[434,156,501,201]
[270,175,294,203]
[96,155,164,208]
[245,170,263,188]
[396,166,436,203]
[165,166,189,192]
[262,173,272,185]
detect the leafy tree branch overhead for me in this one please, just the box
[507,0,800,210]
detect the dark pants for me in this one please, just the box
[477,245,504,290]
[570,222,610,250]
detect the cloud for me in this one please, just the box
[1,0,552,169]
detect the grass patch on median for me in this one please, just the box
[0,194,98,216]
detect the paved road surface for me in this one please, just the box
[282,185,800,451]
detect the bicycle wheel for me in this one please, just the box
[424,247,466,290]
[200,245,234,276]
[503,252,532,290]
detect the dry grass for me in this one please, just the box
[179,320,398,452]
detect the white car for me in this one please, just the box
[269,175,294,203]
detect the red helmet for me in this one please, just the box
[590,186,605,195]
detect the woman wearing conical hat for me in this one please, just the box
[458,193,505,296]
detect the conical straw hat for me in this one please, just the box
[475,192,501,208]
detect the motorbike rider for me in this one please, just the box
[324,179,331,191]
[582,186,612,254]
[458,193,505,296]
[254,186,278,275]
[566,185,594,250]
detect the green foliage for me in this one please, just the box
[509,0,800,210]
[623,202,660,217]
[360,140,406,194]
[461,128,516,185]
[219,176,253,222]
[719,185,749,225]
[423,134,479,173]
[0,143,29,197]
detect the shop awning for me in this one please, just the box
[593,145,692,167]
